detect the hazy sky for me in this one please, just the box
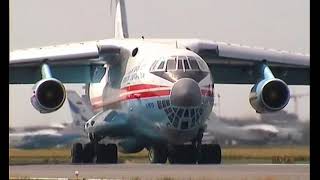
[9,0,310,127]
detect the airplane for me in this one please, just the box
[9,126,83,149]
[9,90,99,149]
[206,122,279,143]
[9,91,89,149]
[9,0,309,164]
[206,110,307,145]
[10,90,303,148]
[205,115,304,145]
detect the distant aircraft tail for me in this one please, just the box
[114,0,129,39]
[66,90,95,127]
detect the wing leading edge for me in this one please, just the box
[9,41,122,84]
[10,39,309,85]
[178,39,309,85]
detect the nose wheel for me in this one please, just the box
[168,144,198,164]
[195,130,221,164]
[198,144,221,164]
[166,130,222,164]
[71,143,83,163]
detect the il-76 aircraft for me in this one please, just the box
[9,0,309,164]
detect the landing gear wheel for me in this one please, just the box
[198,144,221,164]
[106,144,118,163]
[168,145,197,164]
[148,146,168,163]
[95,144,118,164]
[212,144,222,164]
[82,142,95,163]
[71,143,83,163]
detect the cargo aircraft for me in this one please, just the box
[9,0,309,164]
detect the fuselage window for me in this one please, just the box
[188,57,200,70]
[166,59,176,71]
[158,61,165,70]
[177,60,183,70]
[196,57,208,72]
[183,59,190,70]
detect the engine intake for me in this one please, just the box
[31,78,66,113]
[249,78,290,113]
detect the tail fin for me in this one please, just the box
[114,0,129,39]
[66,90,95,126]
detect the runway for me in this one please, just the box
[9,164,309,179]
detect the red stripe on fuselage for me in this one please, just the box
[90,84,213,110]
[121,84,168,91]
[123,89,171,100]
[91,89,170,111]
[90,84,169,102]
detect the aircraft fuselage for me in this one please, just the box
[87,40,214,147]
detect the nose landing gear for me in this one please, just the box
[195,129,222,164]
[197,144,221,164]
[147,130,222,164]
[167,144,198,164]
[71,143,83,163]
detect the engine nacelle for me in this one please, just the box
[249,78,290,113]
[31,78,66,113]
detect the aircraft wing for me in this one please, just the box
[9,40,121,84]
[178,39,309,85]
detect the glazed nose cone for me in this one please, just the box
[170,78,201,106]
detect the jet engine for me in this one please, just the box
[31,78,66,113]
[249,78,290,113]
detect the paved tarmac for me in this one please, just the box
[9,164,309,180]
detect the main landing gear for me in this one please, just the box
[147,131,221,164]
[147,143,221,164]
[71,142,118,164]
[148,146,168,164]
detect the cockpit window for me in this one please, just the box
[177,60,183,70]
[166,58,176,71]
[188,57,200,70]
[178,56,187,71]
[158,61,165,70]
[150,56,206,73]
[183,59,190,70]
[150,60,158,71]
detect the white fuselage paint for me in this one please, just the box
[88,40,214,144]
